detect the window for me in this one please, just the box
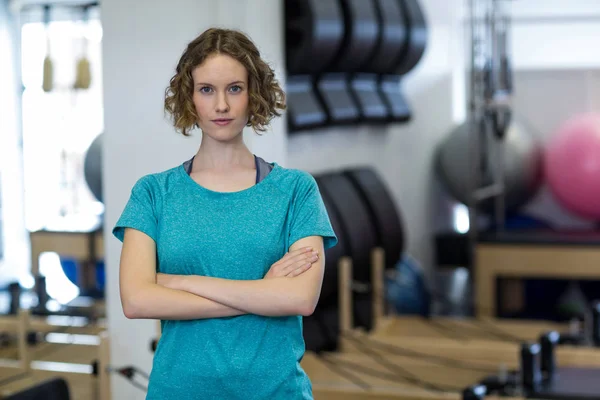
[21,8,104,232]
[16,6,104,302]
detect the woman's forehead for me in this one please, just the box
[192,54,248,84]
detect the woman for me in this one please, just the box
[113,28,338,399]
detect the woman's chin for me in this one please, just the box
[201,126,244,141]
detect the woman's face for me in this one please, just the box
[192,53,249,141]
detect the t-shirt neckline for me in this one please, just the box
[179,158,280,196]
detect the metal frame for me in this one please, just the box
[466,0,513,255]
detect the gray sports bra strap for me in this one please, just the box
[184,155,273,184]
[254,155,273,183]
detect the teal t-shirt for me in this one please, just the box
[112,159,338,399]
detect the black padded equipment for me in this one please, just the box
[284,0,344,131]
[285,0,345,75]
[315,173,378,283]
[303,180,347,352]
[379,74,411,122]
[338,0,389,122]
[317,0,383,124]
[304,303,339,353]
[330,0,380,73]
[303,311,329,352]
[316,172,379,331]
[286,76,328,131]
[378,0,428,122]
[314,304,341,351]
[344,167,405,269]
[365,0,409,74]
[317,185,347,306]
[5,377,70,400]
[395,0,427,76]
[347,0,411,122]
[349,73,390,122]
[316,73,360,124]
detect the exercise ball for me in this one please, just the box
[84,133,103,203]
[545,113,600,220]
[386,254,430,316]
[435,118,543,212]
[490,213,552,231]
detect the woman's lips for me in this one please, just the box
[212,119,233,126]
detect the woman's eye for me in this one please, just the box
[230,85,242,93]
[199,87,212,93]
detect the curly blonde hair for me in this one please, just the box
[164,28,286,136]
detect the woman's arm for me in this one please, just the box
[159,236,326,317]
[119,228,246,320]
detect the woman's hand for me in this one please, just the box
[264,246,319,279]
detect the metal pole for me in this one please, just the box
[467,0,477,270]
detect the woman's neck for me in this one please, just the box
[192,134,255,172]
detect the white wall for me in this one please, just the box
[287,0,466,271]
[101,1,286,398]
[509,0,600,70]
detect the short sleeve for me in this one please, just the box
[112,175,159,243]
[288,173,338,250]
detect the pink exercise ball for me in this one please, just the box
[545,113,600,220]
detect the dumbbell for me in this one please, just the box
[592,301,600,347]
[9,282,21,315]
[462,384,486,400]
[35,275,49,310]
[521,343,542,394]
[540,331,559,381]
[539,325,589,382]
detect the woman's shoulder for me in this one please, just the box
[130,164,184,196]
[267,163,318,195]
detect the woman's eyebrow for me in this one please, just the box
[195,80,245,87]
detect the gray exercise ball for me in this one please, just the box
[84,133,103,203]
[435,119,543,212]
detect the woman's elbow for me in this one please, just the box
[122,297,140,319]
[298,297,319,317]
[121,290,148,319]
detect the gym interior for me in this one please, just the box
[2,0,600,399]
